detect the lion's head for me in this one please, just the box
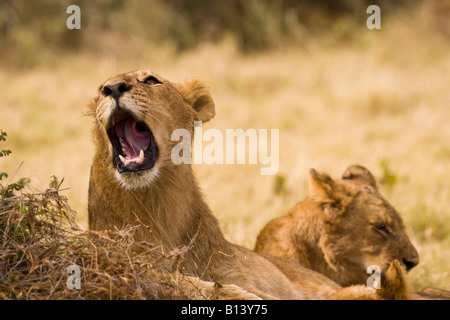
[88,70,215,190]
[255,165,419,287]
[309,165,419,286]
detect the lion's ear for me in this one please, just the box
[342,165,379,190]
[308,168,351,217]
[177,78,215,122]
[308,169,337,203]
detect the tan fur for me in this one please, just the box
[255,165,419,287]
[87,70,417,300]
[87,70,348,300]
[329,260,420,300]
[162,273,263,300]
[417,288,450,300]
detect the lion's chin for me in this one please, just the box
[114,166,160,191]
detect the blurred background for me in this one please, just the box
[0,0,449,291]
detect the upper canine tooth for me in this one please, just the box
[139,149,145,160]
[119,137,125,146]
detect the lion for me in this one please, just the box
[255,165,420,287]
[86,70,416,300]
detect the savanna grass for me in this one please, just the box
[0,172,199,300]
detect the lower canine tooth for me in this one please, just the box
[119,155,126,164]
[139,149,145,160]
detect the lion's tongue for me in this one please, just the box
[116,118,151,158]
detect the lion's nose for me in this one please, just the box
[102,81,132,100]
[403,254,419,271]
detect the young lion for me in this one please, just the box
[87,70,418,300]
[255,165,419,287]
[87,70,344,299]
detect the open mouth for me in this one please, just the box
[107,109,158,173]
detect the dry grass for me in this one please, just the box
[1,176,265,300]
[1,3,449,294]
[0,176,194,299]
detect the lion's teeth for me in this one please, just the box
[119,138,127,154]
[139,149,145,160]
[119,155,126,164]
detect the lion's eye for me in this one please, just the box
[144,76,161,86]
[374,224,391,236]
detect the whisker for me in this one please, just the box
[141,110,166,129]
[147,175,162,192]
[147,107,170,117]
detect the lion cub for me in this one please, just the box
[255,165,419,287]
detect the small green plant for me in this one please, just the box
[0,130,11,157]
[379,159,398,193]
[0,130,11,181]
[273,173,288,196]
[0,130,30,198]
[1,130,32,242]
[0,130,74,248]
